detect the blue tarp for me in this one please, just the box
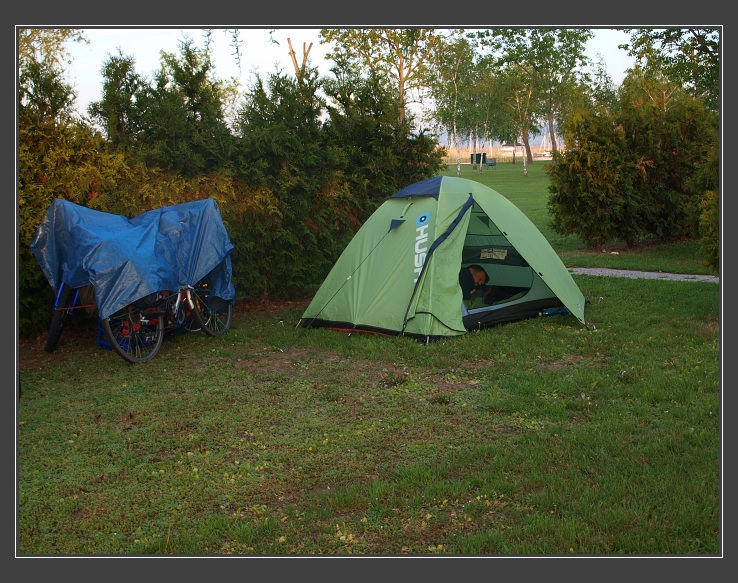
[31,198,236,319]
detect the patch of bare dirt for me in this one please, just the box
[233,345,406,385]
[234,296,312,315]
[18,318,99,372]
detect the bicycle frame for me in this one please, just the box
[54,285,80,314]
[45,278,232,364]
[156,287,196,330]
[101,280,232,364]
[44,282,87,353]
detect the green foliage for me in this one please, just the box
[546,109,635,248]
[18,63,131,334]
[320,28,445,122]
[103,39,236,177]
[698,190,719,272]
[622,28,720,112]
[18,58,77,123]
[230,68,354,295]
[470,29,594,159]
[424,36,480,143]
[88,51,145,149]
[688,137,720,272]
[227,66,444,298]
[547,72,719,254]
[619,75,718,241]
[323,69,445,214]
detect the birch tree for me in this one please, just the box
[425,36,477,176]
[473,28,593,158]
[621,28,719,112]
[496,64,538,173]
[319,28,447,124]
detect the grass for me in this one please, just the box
[17,162,721,556]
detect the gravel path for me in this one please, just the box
[568,267,719,284]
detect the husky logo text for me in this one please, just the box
[413,212,431,282]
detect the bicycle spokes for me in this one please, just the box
[191,285,232,337]
[102,307,164,364]
[99,280,231,363]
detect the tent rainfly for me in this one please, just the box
[299,176,587,341]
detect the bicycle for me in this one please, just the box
[45,277,233,364]
[33,198,236,363]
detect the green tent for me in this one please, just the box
[299,176,587,340]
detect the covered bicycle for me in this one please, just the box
[30,198,236,363]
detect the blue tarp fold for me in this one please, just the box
[31,198,236,319]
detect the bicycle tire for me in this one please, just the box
[101,305,164,364]
[191,283,232,337]
[44,284,76,353]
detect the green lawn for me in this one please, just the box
[17,163,721,556]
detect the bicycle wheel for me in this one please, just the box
[101,305,164,364]
[191,282,232,337]
[44,284,77,353]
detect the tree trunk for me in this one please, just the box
[520,136,528,177]
[548,111,558,156]
[453,85,461,177]
[522,135,534,165]
[452,120,461,177]
[478,135,485,174]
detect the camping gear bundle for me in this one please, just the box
[299,176,586,341]
[31,198,236,321]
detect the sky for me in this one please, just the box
[63,27,636,118]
